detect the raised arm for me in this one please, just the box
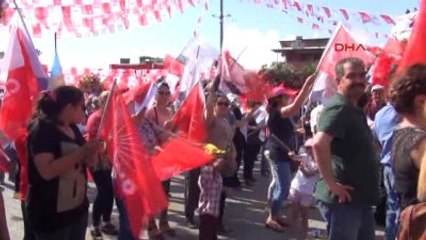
[204,91,217,127]
[280,73,316,118]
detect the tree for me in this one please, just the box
[261,60,317,89]
[139,56,163,64]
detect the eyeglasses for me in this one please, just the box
[216,102,230,107]
[158,91,171,96]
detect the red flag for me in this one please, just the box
[293,1,302,11]
[0,147,11,172]
[371,53,395,88]
[171,83,207,143]
[176,0,184,13]
[164,54,185,77]
[312,24,374,101]
[123,80,152,105]
[322,7,331,18]
[306,4,314,16]
[188,0,197,7]
[380,14,395,25]
[317,24,374,80]
[383,37,406,57]
[281,0,288,9]
[397,0,426,74]
[340,9,349,20]
[101,88,167,238]
[151,137,213,181]
[0,28,40,140]
[243,71,272,102]
[359,12,373,23]
[15,130,29,200]
[220,51,271,102]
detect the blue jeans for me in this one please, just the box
[317,201,375,240]
[116,197,137,240]
[265,149,291,216]
[260,145,269,175]
[383,165,400,240]
[34,211,88,240]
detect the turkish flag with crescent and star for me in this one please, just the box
[0,27,41,140]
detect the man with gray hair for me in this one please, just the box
[312,57,379,240]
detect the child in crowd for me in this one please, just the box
[289,138,320,239]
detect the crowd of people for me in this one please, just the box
[0,57,425,240]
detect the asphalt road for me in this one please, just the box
[2,165,385,240]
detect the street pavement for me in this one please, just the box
[2,165,385,240]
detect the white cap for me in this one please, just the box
[371,84,384,92]
[226,93,238,103]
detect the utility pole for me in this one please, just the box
[213,0,230,53]
[219,0,224,53]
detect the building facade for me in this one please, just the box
[272,36,329,71]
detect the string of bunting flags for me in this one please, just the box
[0,0,404,40]
[0,0,204,38]
[247,0,401,40]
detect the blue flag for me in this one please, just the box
[49,49,65,88]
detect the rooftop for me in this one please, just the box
[273,36,329,53]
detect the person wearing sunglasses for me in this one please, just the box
[145,81,176,239]
[197,91,239,240]
[26,86,102,240]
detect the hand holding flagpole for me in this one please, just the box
[96,79,117,140]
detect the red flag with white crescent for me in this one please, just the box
[0,28,40,140]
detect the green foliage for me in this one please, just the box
[139,56,164,64]
[261,61,317,89]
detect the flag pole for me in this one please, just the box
[54,32,57,51]
[0,146,12,171]
[96,79,117,139]
[12,0,36,48]
[229,46,247,70]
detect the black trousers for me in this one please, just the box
[219,191,227,225]
[184,168,200,222]
[22,201,36,240]
[243,144,261,179]
[199,214,219,240]
[91,168,114,227]
[160,179,171,222]
[15,160,21,193]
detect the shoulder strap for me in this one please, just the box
[154,107,159,125]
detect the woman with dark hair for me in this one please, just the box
[86,91,118,238]
[198,91,237,240]
[264,74,316,232]
[145,81,175,239]
[26,86,101,240]
[389,64,426,215]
